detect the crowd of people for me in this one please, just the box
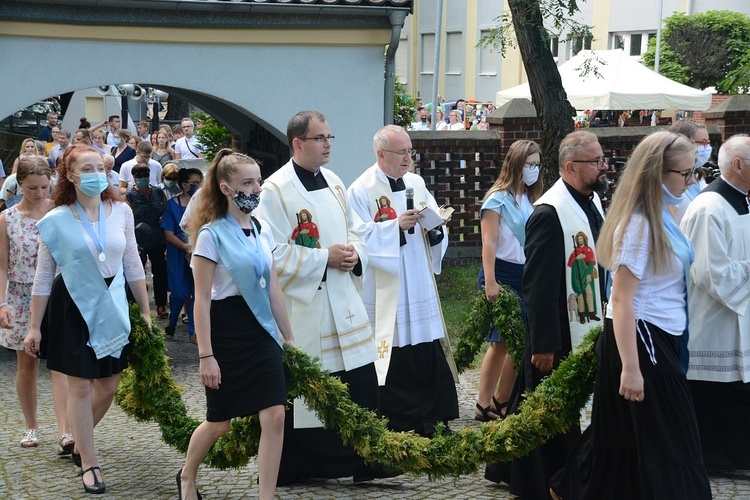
[1,107,748,500]
[409,98,494,131]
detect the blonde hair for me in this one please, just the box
[188,149,259,245]
[483,140,543,203]
[597,131,694,275]
[160,162,180,182]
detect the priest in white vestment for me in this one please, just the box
[681,134,750,470]
[255,111,381,484]
[347,125,459,437]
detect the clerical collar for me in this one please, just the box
[720,174,748,197]
[387,175,406,192]
[563,179,595,205]
[293,159,328,191]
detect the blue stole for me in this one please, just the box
[36,206,130,359]
[203,216,281,348]
[480,190,527,246]
[662,206,695,372]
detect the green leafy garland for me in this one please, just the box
[116,304,600,475]
[451,288,525,373]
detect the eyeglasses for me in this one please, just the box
[299,135,335,144]
[133,174,150,179]
[571,157,607,167]
[382,149,417,159]
[524,161,541,170]
[186,181,202,186]
[668,168,698,183]
[693,139,709,147]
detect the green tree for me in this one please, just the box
[192,111,232,161]
[479,0,592,186]
[642,10,750,93]
[394,76,417,128]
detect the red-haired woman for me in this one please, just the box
[23,145,152,494]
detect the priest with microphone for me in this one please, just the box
[347,125,459,437]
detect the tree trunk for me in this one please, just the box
[508,0,575,188]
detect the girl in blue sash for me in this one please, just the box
[475,140,543,421]
[23,145,153,495]
[550,132,711,498]
[179,149,296,500]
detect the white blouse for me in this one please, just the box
[192,218,275,300]
[605,212,687,335]
[32,202,145,296]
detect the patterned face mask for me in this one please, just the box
[226,185,260,213]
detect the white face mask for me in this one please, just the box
[523,166,540,186]
[695,144,712,167]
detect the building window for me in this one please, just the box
[479,30,499,75]
[630,33,643,56]
[612,34,625,50]
[422,33,435,74]
[395,36,408,84]
[550,36,559,58]
[569,34,592,58]
[446,32,463,74]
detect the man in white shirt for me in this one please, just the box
[118,141,162,193]
[105,115,121,147]
[173,118,204,159]
[48,129,71,167]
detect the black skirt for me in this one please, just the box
[549,319,711,500]
[205,295,285,422]
[41,274,131,379]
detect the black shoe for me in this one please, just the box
[589,313,601,321]
[164,325,175,340]
[484,461,510,484]
[81,466,106,494]
[353,462,403,483]
[176,468,202,500]
[72,452,81,468]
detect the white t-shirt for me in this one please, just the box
[174,135,204,159]
[448,122,465,131]
[1,174,18,202]
[485,192,532,265]
[118,158,163,189]
[605,212,687,335]
[192,218,275,300]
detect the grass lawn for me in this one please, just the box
[436,262,482,345]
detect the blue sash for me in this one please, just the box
[203,216,281,347]
[480,190,527,246]
[36,206,130,359]
[662,206,695,372]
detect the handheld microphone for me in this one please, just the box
[405,186,415,234]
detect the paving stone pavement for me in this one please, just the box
[1,310,749,499]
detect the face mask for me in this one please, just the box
[74,172,109,197]
[226,185,260,213]
[695,144,712,167]
[420,117,427,123]
[662,183,684,206]
[186,184,198,197]
[523,166,540,186]
[163,179,177,189]
[113,138,122,147]
[135,178,150,189]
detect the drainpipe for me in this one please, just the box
[385,10,408,125]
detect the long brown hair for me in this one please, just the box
[483,140,543,203]
[188,149,259,245]
[53,145,120,207]
[597,131,694,274]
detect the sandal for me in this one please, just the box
[81,466,106,494]
[20,429,39,448]
[474,403,500,422]
[58,433,75,455]
[188,335,197,344]
[156,306,169,319]
[492,396,509,419]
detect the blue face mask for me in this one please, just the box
[695,144,712,167]
[662,183,684,206]
[135,177,150,189]
[186,184,198,197]
[163,179,177,189]
[75,172,109,197]
[113,138,122,147]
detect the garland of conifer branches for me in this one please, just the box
[116,305,600,474]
